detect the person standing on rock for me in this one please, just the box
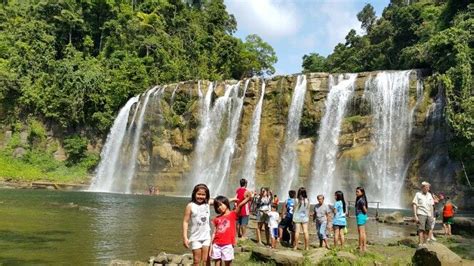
[355,187,368,252]
[182,184,213,266]
[312,194,331,249]
[412,181,436,247]
[442,196,458,236]
[332,190,347,248]
[234,178,252,240]
[293,187,310,251]
[278,190,296,246]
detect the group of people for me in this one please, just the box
[182,179,369,265]
[412,181,458,247]
[182,179,458,265]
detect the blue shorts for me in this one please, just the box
[357,213,368,226]
[238,215,249,226]
[270,227,278,239]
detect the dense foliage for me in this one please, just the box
[0,0,277,132]
[302,0,472,167]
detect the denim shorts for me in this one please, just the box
[316,221,328,240]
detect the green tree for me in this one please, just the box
[357,4,376,33]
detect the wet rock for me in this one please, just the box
[412,242,462,265]
[398,238,418,248]
[452,217,474,235]
[377,211,404,224]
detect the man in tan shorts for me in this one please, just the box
[412,181,435,247]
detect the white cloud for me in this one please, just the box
[225,0,302,39]
[317,2,363,53]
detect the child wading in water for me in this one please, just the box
[355,187,368,252]
[313,194,331,249]
[333,190,347,248]
[293,187,310,250]
[267,204,280,249]
[182,184,213,266]
[210,194,251,265]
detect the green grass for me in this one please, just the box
[0,151,93,183]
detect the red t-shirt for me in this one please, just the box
[212,211,238,245]
[236,187,250,216]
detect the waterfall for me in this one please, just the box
[364,70,422,208]
[278,75,307,198]
[89,96,139,192]
[123,86,161,193]
[191,81,249,196]
[89,86,162,193]
[240,80,266,191]
[309,73,357,199]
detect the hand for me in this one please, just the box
[183,238,190,249]
[414,216,419,224]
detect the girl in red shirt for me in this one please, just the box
[210,195,251,265]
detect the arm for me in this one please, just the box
[182,203,192,248]
[209,222,216,254]
[412,203,419,223]
[235,193,251,214]
[281,202,287,218]
[209,198,214,205]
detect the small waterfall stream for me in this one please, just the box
[278,75,307,198]
[89,96,139,192]
[240,81,266,191]
[191,81,249,196]
[309,73,357,198]
[364,71,422,208]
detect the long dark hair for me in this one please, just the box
[335,190,346,213]
[297,187,308,208]
[356,186,368,210]
[191,183,210,204]
[213,195,230,214]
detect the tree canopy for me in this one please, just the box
[0,0,277,132]
[302,0,472,143]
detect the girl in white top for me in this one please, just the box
[255,187,272,245]
[183,184,214,265]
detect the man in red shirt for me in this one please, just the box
[235,178,252,240]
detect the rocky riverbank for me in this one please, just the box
[109,217,474,265]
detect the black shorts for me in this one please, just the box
[333,225,345,230]
[279,216,294,232]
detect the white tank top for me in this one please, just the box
[189,202,211,241]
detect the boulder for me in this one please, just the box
[153,252,168,264]
[180,253,193,265]
[412,242,463,266]
[167,254,182,264]
[307,248,330,264]
[377,211,404,224]
[108,260,147,266]
[452,217,474,235]
[250,247,275,262]
[273,250,304,265]
[337,251,357,263]
[13,147,26,158]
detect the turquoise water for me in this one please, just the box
[0,189,188,265]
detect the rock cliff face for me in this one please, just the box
[125,70,464,208]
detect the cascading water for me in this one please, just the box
[364,70,422,208]
[309,74,357,199]
[123,86,162,193]
[191,81,249,195]
[278,75,307,198]
[89,86,162,193]
[240,81,266,191]
[89,96,139,192]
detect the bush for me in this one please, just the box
[63,135,88,165]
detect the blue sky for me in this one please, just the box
[225,0,390,75]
